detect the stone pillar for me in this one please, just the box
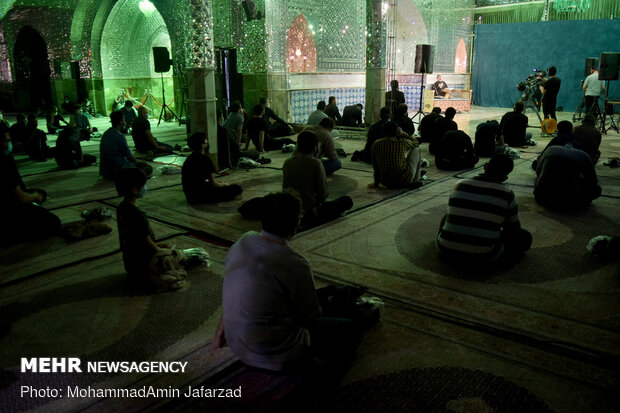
[187,0,219,167]
[365,0,387,125]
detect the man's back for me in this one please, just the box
[371,136,416,188]
[543,77,561,100]
[500,111,528,147]
[365,119,388,152]
[283,153,327,214]
[385,90,405,114]
[307,110,328,126]
[223,231,320,371]
[100,127,130,178]
[315,127,338,161]
[430,116,457,154]
[419,112,440,142]
[572,124,601,163]
[342,105,362,127]
[324,104,341,122]
[584,72,604,97]
[131,117,151,152]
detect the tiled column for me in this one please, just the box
[365,0,387,125]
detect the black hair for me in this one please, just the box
[390,79,399,89]
[380,106,392,120]
[548,66,557,76]
[432,107,442,114]
[396,103,408,116]
[445,107,456,120]
[115,168,147,197]
[124,100,133,107]
[110,110,124,127]
[514,101,524,113]
[259,97,268,105]
[187,132,207,152]
[253,104,265,116]
[384,121,399,137]
[485,154,514,180]
[328,96,336,104]
[357,103,363,110]
[230,102,241,113]
[260,191,302,238]
[557,120,573,135]
[297,131,318,155]
[319,117,335,129]
[582,114,596,126]
[317,100,326,110]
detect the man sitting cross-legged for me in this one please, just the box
[131,106,174,154]
[283,131,352,226]
[369,121,422,189]
[351,106,391,163]
[212,191,363,375]
[315,117,341,176]
[436,154,532,266]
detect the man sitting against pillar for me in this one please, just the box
[341,103,364,128]
[131,107,174,154]
[436,154,532,266]
[369,121,422,189]
[352,106,391,163]
[283,131,353,226]
[324,96,342,124]
[429,107,457,155]
[246,104,295,153]
[223,102,245,146]
[315,117,341,176]
[211,191,363,376]
[260,97,294,137]
[307,100,329,126]
[217,109,260,169]
[1,123,61,244]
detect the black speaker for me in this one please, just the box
[153,47,172,73]
[242,0,262,20]
[414,44,434,74]
[599,52,619,81]
[584,57,598,77]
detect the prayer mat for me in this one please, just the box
[0,202,183,285]
[0,236,235,413]
[291,180,620,358]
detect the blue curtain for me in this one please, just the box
[473,19,620,112]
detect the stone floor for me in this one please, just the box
[0,106,619,413]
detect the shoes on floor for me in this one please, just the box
[257,157,272,165]
[420,158,430,167]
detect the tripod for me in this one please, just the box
[599,80,619,134]
[157,73,179,126]
[411,73,426,125]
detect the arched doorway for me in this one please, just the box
[100,0,173,113]
[13,26,52,111]
[454,38,467,74]
[286,14,317,73]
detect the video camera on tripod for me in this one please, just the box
[517,68,547,103]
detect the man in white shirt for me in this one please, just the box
[583,67,605,116]
[307,100,329,126]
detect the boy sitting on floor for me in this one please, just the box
[115,168,185,291]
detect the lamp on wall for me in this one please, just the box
[553,0,591,13]
[139,0,156,17]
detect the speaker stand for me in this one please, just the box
[157,73,179,127]
[600,80,619,135]
[411,73,426,125]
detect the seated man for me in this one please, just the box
[307,100,329,126]
[212,191,363,374]
[534,145,601,210]
[474,120,503,158]
[432,75,448,97]
[572,114,601,164]
[260,97,294,137]
[418,107,442,143]
[532,120,578,170]
[352,106,391,163]
[25,114,53,162]
[69,104,95,142]
[370,121,422,189]
[429,107,457,155]
[120,101,138,134]
[61,95,73,115]
[246,104,295,152]
[131,107,173,154]
[436,154,532,265]
[100,111,152,179]
[223,102,245,145]
[500,101,534,147]
[324,96,342,124]
[283,131,352,226]
[55,127,96,169]
[115,168,184,292]
[393,103,414,136]
[216,109,259,170]
[341,103,364,128]
[46,106,69,134]
[315,117,341,176]
[0,123,61,244]
[9,113,28,153]
[436,130,479,171]
[182,132,242,204]
[385,79,405,116]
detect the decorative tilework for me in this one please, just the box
[289,87,365,123]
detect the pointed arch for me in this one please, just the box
[286,14,317,73]
[455,38,467,74]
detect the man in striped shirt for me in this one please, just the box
[436,154,532,264]
[369,121,422,189]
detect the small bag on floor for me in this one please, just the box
[148,248,186,292]
[316,285,382,328]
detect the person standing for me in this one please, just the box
[385,79,405,116]
[582,67,605,116]
[540,66,561,120]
